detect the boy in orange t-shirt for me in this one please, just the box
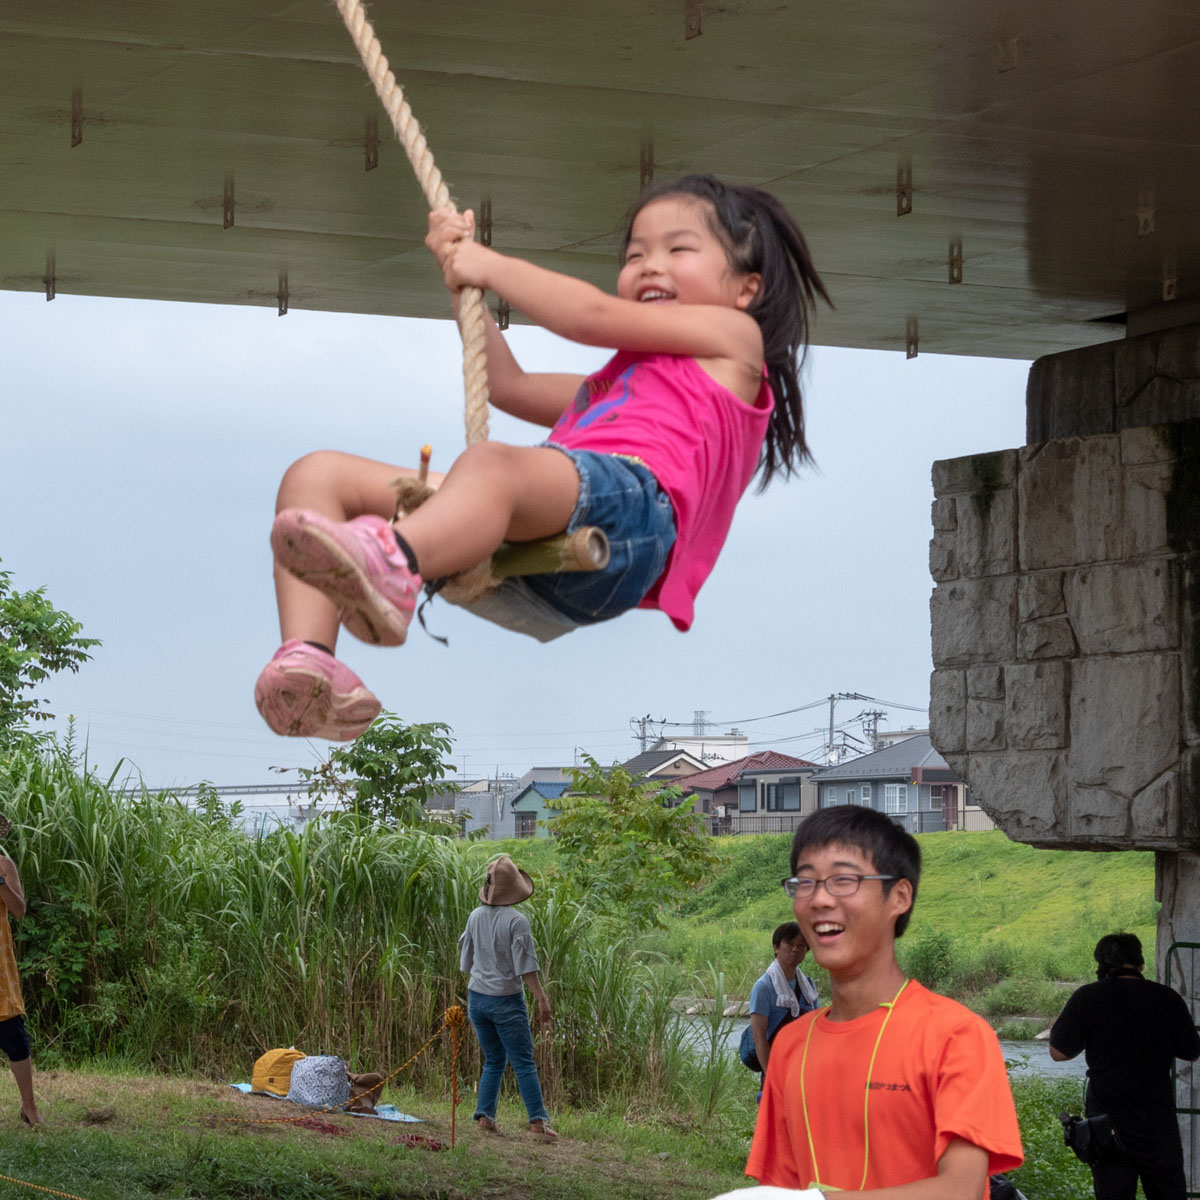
[741,805,1022,1200]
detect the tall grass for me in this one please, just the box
[0,747,719,1114]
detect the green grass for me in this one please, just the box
[0,1068,756,1200]
[0,1066,1107,1200]
[641,831,1156,1007]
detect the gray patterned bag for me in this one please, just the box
[285,1055,350,1108]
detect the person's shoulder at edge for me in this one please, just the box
[764,1003,821,1056]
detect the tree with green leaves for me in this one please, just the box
[546,754,726,930]
[298,711,462,831]
[0,563,99,754]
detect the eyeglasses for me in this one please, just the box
[781,873,897,899]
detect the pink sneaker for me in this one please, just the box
[271,510,421,647]
[254,639,380,740]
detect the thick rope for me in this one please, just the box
[447,1002,466,1147]
[334,0,490,446]
[0,1174,92,1200]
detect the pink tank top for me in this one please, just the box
[548,351,773,630]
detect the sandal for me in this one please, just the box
[529,1119,559,1141]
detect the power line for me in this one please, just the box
[657,692,927,730]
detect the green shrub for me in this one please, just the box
[977,978,1067,1018]
[994,1017,1044,1040]
[899,930,957,992]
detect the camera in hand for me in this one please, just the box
[1059,1110,1121,1164]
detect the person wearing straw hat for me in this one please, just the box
[459,854,557,1141]
[0,816,43,1124]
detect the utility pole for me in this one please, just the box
[827,692,872,763]
[629,713,664,752]
[861,710,886,751]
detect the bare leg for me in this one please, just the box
[10,1057,42,1124]
[395,442,579,580]
[272,451,438,648]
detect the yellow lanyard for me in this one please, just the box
[797,979,910,1192]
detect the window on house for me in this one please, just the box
[739,783,756,813]
[765,783,781,811]
[515,811,538,837]
[861,784,872,802]
[826,788,839,806]
[884,784,908,814]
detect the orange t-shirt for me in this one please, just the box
[746,982,1022,1198]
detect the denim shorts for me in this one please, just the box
[521,445,677,625]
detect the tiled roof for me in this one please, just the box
[510,780,570,809]
[679,751,819,792]
[620,750,680,775]
[807,735,951,782]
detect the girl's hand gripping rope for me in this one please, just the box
[426,207,480,282]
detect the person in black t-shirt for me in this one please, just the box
[1049,932,1200,1200]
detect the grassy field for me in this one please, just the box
[0,1066,1092,1200]
[0,814,1147,1200]
[617,830,1156,1014]
[0,1065,1092,1200]
[0,1067,753,1200]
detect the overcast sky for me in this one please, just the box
[1,288,1028,788]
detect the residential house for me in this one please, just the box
[510,780,571,838]
[675,751,820,835]
[620,748,707,780]
[808,734,993,833]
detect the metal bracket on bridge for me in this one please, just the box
[897,157,913,216]
[365,115,379,171]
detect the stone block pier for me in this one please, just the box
[928,322,1200,1182]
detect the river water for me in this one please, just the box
[716,1019,1086,1080]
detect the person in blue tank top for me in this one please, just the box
[741,921,819,1082]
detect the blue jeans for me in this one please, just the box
[467,989,548,1124]
[524,446,677,624]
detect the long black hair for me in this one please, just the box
[621,174,831,486]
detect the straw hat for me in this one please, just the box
[479,855,534,906]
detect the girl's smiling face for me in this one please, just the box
[618,196,759,311]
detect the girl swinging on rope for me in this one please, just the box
[256,174,828,740]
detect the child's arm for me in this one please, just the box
[439,222,762,366]
[427,210,584,428]
[0,858,26,920]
